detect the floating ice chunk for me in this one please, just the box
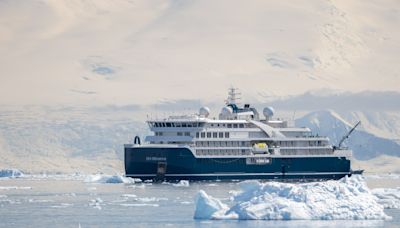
[51,203,73,208]
[120,203,159,207]
[137,197,168,202]
[194,176,390,220]
[194,190,230,219]
[173,180,190,187]
[0,186,32,190]
[84,175,135,184]
[90,198,103,210]
[372,187,400,209]
[122,194,137,198]
[0,169,24,178]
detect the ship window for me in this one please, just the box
[162,123,166,127]
[227,124,232,128]
[239,124,244,128]
[198,123,205,127]
[207,132,211,138]
[201,132,205,138]
[187,123,193,127]
[175,122,181,127]
[184,132,190,136]
[192,123,198,127]
[219,132,223,138]
[177,132,183,136]
[233,124,238,128]
[217,124,220,127]
[182,123,187,127]
[211,124,214,127]
[196,132,199,138]
[225,132,229,138]
[213,132,217,138]
[166,122,171,127]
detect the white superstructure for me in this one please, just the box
[143,88,351,158]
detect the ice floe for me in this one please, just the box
[120,203,159,207]
[84,174,136,184]
[194,190,230,220]
[0,169,24,178]
[372,187,400,209]
[0,186,32,190]
[90,198,103,210]
[173,180,190,187]
[194,176,390,220]
[365,174,400,180]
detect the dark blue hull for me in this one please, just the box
[124,147,352,181]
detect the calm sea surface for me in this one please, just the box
[0,177,399,228]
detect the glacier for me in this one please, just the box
[194,176,390,220]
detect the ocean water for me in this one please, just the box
[0,177,399,228]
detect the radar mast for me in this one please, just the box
[226,87,241,105]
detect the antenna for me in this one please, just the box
[336,121,361,149]
[226,87,241,105]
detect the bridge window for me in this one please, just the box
[233,124,238,128]
[187,123,193,127]
[166,122,171,127]
[239,124,244,128]
[227,124,232,128]
[182,123,187,127]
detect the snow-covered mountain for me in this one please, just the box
[0,0,399,106]
[296,110,400,160]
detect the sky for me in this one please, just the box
[0,0,399,106]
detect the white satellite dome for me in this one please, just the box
[221,106,233,116]
[199,106,210,117]
[263,106,275,119]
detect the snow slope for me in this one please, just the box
[0,0,399,106]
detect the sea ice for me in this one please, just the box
[120,203,159,207]
[84,174,136,184]
[0,169,24,178]
[194,176,390,220]
[173,180,190,187]
[372,187,400,209]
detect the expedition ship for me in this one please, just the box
[125,88,360,181]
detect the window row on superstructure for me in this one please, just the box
[149,122,205,128]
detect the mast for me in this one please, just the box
[226,87,241,105]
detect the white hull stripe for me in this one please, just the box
[127,172,351,177]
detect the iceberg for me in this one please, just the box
[194,176,390,220]
[0,169,24,178]
[372,187,400,209]
[84,174,136,184]
[173,180,190,187]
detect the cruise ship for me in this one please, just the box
[125,88,360,181]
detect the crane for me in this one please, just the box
[335,121,361,149]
